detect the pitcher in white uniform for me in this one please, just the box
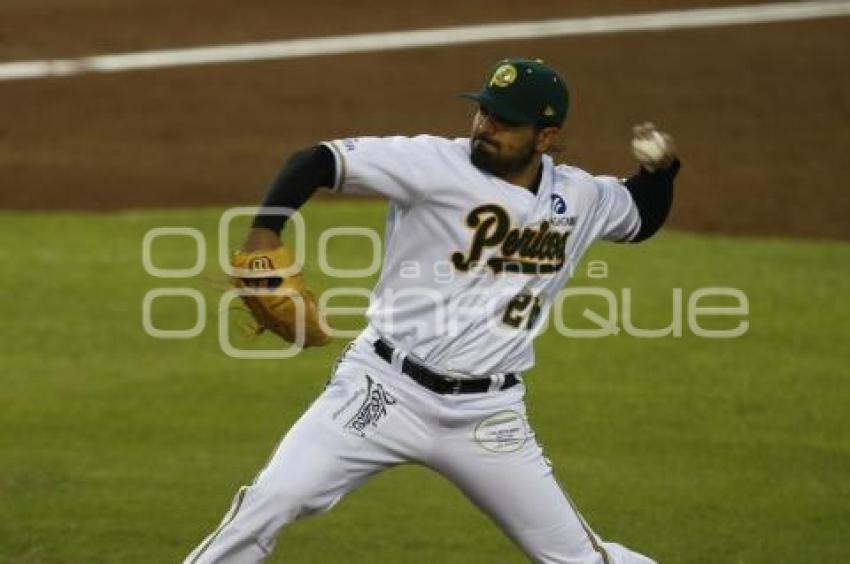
[185,58,680,564]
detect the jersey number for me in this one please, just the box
[502,292,543,330]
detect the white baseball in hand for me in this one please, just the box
[631,122,676,172]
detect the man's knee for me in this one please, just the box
[249,474,340,523]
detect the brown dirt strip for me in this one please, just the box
[0,14,848,240]
[0,0,791,60]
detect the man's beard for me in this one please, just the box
[470,137,536,177]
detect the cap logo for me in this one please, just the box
[543,105,556,117]
[489,64,517,88]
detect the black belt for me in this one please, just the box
[373,339,518,395]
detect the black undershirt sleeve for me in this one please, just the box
[624,158,681,243]
[251,144,336,234]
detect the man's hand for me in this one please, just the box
[631,122,677,173]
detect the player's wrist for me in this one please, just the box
[242,227,282,252]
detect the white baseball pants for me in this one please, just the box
[185,329,655,564]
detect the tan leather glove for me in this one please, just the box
[231,245,330,348]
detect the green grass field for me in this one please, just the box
[1,202,848,563]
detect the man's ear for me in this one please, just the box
[536,127,562,152]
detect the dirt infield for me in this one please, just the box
[0,0,786,60]
[1,2,849,239]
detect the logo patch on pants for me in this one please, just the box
[344,374,397,437]
[473,410,528,453]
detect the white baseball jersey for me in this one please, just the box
[322,135,640,377]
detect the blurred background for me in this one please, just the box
[2,0,849,237]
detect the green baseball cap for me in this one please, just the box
[461,58,569,127]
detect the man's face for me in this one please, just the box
[470,107,538,177]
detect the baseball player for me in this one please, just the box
[186,58,680,563]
